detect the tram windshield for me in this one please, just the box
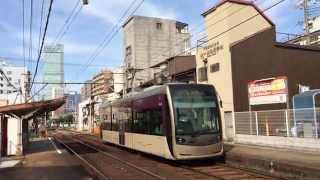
[170,85,220,136]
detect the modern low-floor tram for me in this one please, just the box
[99,83,223,160]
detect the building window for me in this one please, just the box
[156,22,162,30]
[198,67,208,82]
[8,77,12,81]
[125,46,132,57]
[7,71,12,75]
[310,35,319,42]
[210,63,220,73]
[0,77,3,81]
[0,90,3,94]
[7,90,11,93]
[0,83,3,87]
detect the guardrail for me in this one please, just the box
[234,108,320,139]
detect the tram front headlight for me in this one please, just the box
[176,137,186,144]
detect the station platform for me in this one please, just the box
[224,142,320,180]
[0,138,92,180]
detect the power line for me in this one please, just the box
[30,0,54,90]
[142,1,266,68]
[37,0,45,56]
[0,56,111,67]
[22,0,26,72]
[51,0,82,45]
[29,0,34,71]
[140,1,264,75]
[199,0,286,48]
[33,82,124,85]
[148,0,286,72]
[77,0,145,76]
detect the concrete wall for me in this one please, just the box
[123,16,190,88]
[77,99,90,131]
[112,67,124,93]
[235,134,320,152]
[7,117,21,156]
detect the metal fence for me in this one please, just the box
[234,108,320,139]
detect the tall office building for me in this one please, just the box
[122,16,191,91]
[42,44,64,100]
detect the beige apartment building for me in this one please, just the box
[196,0,274,137]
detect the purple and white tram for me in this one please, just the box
[99,83,223,160]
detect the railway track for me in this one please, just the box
[53,130,283,180]
[54,133,165,180]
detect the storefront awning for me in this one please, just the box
[0,97,65,119]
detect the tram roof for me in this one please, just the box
[100,84,167,108]
[100,83,215,108]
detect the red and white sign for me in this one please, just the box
[248,77,288,105]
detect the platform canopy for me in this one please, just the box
[0,97,65,120]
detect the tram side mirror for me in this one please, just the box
[220,100,223,108]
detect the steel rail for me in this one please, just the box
[71,136,166,180]
[60,130,283,180]
[216,163,288,180]
[54,137,109,180]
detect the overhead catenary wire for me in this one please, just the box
[30,0,54,90]
[22,0,26,75]
[148,0,287,71]
[29,0,34,72]
[77,0,145,76]
[200,0,286,47]
[51,0,82,45]
[0,56,111,67]
[143,0,267,69]
[130,0,267,74]
[32,82,124,85]
[131,0,265,74]
[37,0,46,56]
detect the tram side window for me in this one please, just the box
[112,113,119,131]
[125,110,133,132]
[133,112,148,134]
[132,108,163,136]
[104,107,112,130]
[149,109,163,136]
[120,107,132,132]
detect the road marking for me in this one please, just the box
[48,137,62,154]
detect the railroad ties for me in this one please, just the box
[52,130,282,180]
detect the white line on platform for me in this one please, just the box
[48,137,62,154]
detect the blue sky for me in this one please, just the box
[0,0,304,92]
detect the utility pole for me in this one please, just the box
[24,71,31,102]
[303,0,310,45]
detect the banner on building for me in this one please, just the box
[248,77,288,105]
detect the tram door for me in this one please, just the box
[118,120,125,145]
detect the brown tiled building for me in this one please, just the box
[150,55,196,84]
[230,28,320,112]
[92,70,113,97]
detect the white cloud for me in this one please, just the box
[64,42,97,56]
[82,0,177,25]
[137,2,177,20]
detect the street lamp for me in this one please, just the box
[82,0,89,5]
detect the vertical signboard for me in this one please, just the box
[248,77,288,105]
